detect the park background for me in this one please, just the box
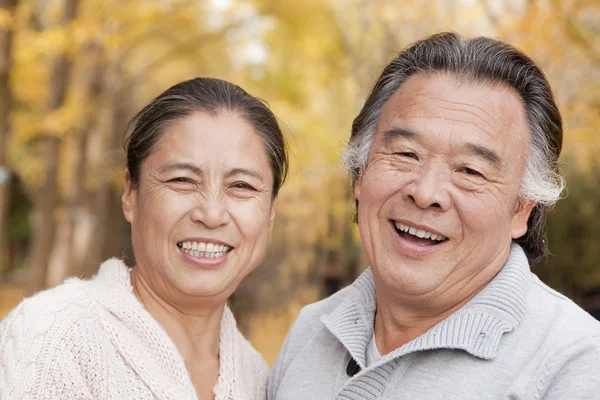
[0,0,599,365]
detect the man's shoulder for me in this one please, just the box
[526,274,600,342]
[279,285,354,359]
[268,285,354,397]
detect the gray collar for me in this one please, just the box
[320,244,531,368]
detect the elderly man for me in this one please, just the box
[268,32,600,399]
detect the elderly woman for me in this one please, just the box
[0,77,288,399]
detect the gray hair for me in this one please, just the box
[342,32,564,265]
[125,77,288,198]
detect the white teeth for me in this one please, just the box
[393,221,447,242]
[179,240,232,257]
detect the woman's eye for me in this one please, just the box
[168,177,192,184]
[232,182,256,191]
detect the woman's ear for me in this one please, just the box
[122,169,136,223]
[268,199,277,232]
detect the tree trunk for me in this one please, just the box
[46,43,104,287]
[0,0,19,274]
[26,0,80,295]
[80,60,132,277]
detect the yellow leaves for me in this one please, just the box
[7,138,44,190]
[47,0,66,25]
[0,8,15,30]
[12,111,41,143]
[41,106,79,138]
[36,28,71,56]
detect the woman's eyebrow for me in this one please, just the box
[225,168,265,182]
[157,162,203,175]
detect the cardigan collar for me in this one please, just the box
[88,259,249,399]
[321,243,531,369]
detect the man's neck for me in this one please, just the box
[373,261,505,355]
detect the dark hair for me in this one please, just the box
[342,32,564,265]
[125,77,288,197]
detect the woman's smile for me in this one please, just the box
[177,239,234,268]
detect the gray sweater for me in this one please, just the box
[268,245,600,399]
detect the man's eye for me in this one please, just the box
[462,168,484,178]
[396,152,419,160]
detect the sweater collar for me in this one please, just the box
[91,259,253,400]
[320,243,531,368]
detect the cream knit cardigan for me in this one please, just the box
[0,258,269,399]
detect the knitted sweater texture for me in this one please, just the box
[0,258,268,400]
[268,244,600,399]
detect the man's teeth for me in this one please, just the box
[178,241,231,258]
[393,222,447,241]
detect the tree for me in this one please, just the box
[26,0,80,294]
[0,0,19,273]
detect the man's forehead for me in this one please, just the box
[377,73,529,143]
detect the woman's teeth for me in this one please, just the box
[178,241,231,258]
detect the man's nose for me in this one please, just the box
[404,166,450,211]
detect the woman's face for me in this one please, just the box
[122,111,276,305]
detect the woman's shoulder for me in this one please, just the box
[0,257,136,355]
[0,278,97,352]
[221,307,268,369]
[0,280,109,398]
[216,307,269,399]
[237,330,269,373]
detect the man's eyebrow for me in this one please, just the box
[464,143,502,166]
[382,127,419,143]
[158,163,203,175]
[225,168,265,182]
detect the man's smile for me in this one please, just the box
[391,219,448,247]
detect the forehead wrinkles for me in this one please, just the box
[380,79,525,147]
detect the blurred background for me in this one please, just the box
[0,0,599,365]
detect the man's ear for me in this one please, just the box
[354,169,364,201]
[511,199,535,239]
[122,169,136,223]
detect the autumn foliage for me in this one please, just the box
[0,0,599,336]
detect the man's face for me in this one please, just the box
[355,73,534,302]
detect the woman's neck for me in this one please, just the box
[130,266,223,362]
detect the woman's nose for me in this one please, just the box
[190,196,231,228]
